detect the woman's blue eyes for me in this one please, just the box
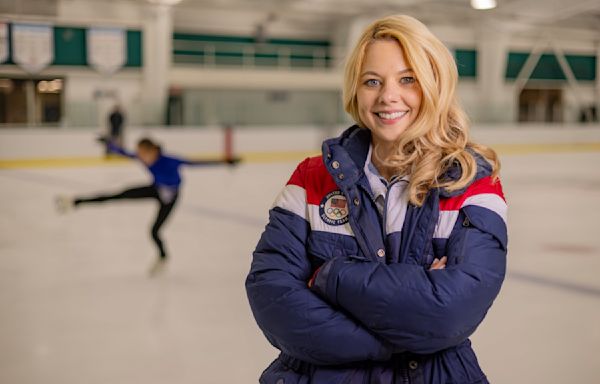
[364,77,416,87]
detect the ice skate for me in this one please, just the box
[148,257,167,277]
[55,195,74,214]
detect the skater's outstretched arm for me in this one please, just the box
[97,137,136,159]
[179,157,241,167]
[109,144,136,159]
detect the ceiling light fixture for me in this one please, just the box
[470,0,497,10]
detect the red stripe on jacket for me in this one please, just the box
[286,156,339,205]
[439,176,505,211]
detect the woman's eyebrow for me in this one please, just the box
[360,68,414,77]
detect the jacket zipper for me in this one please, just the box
[400,366,410,384]
[381,186,391,243]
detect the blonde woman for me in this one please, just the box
[246,14,507,384]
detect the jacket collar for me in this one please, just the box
[322,125,493,198]
[438,150,494,198]
[321,125,370,190]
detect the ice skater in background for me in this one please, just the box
[57,137,239,276]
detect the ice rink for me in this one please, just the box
[0,149,599,384]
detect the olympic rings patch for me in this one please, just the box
[319,190,349,226]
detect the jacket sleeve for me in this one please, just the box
[245,159,393,365]
[311,183,508,354]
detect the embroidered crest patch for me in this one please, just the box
[319,190,349,226]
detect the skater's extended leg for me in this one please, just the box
[150,195,179,259]
[74,185,157,206]
[148,193,179,277]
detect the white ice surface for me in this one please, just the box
[0,153,599,383]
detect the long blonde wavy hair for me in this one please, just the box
[344,15,499,206]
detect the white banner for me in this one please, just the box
[12,23,53,73]
[87,27,126,75]
[0,23,8,63]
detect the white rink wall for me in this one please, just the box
[0,126,326,160]
[1,124,600,160]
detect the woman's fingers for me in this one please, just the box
[429,256,448,270]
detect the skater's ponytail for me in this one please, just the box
[137,137,162,154]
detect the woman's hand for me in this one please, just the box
[429,256,447,270]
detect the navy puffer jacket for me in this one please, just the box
[246,126,507,384]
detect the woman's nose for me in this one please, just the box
[378,82,400,104]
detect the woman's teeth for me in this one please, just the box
[376,111,407,119]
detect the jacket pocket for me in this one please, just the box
[311,367,366,384]
[260,357,366,384]
[440,341,488,384]
[259,358,310,384]
[456,213,473,265]
[444,211,473,266]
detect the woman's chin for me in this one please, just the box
[370,126,408,145]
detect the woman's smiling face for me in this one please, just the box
[356,39,422,146]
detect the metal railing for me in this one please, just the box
[172,39,332,69]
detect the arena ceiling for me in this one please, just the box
[172,0,600,32]
[1,0,599,35]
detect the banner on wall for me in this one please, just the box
[12,23,54,73]
[87,27,126,75]
[0,23,8,64]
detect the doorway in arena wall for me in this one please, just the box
[518,88,563,123]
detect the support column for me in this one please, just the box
[25,80,36,126]
[142,3,173,125]
[596,40,600,122]
[331,16,373,69]
[330,17,374,126]
[476,20,510,123]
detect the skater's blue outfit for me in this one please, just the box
[75,142,230,259]
[108,142,218,188]
[246,126,508,383]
